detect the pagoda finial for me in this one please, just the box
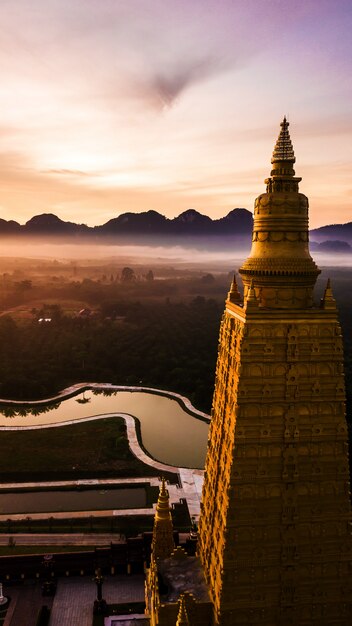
[151,477,175,560]
[176,594,190,626]
[160,476,167,497]
[227,272,242,304]
[320,278,337,310]
[245,279,258,311]
[271,116,295,164]
[155,477,171,521]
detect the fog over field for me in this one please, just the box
[0,237,250,274]
[0,237,350,272]
[0,236,350,418]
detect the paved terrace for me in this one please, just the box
[0,470,204,525]
[3,574,145,626]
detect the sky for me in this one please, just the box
[0,0,351,229]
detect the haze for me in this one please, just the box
[0,239,350,272]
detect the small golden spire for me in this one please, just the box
[271,116,295,163]
[151,477,175,560]
[320,278,337,310]
[227,273,242,304]
[155,477,171,521]
[245,279,258,311]
[176,594,190,626]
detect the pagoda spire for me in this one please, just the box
[244,279,258,311]
[268,116,298,183]
[155,477,170,520]
[271,116,295,164]
[320,277,337,310]
[197,116,352,626]
[176,594,190,626]
[227,272,242,304]
[151,477,175,561]
[239,118,320,309]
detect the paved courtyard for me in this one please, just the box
[4,575,146,626]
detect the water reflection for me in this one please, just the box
[0,390,209,468]
[0,487,147,514]
[1,403,62,418]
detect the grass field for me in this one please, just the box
[0,417,177,482]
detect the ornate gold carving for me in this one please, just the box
[198,117,352,625]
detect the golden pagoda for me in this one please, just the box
[176,594,190,625]
[145,477,175,624]
[146,480,212,625]
[198,118,352,625]
[151,477,175,561]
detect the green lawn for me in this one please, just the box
[0,417,177,482]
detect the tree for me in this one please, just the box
[14,279,32,292]
[121,267,136,282]
[201,273,215,284]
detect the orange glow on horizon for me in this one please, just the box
[0,1,351,230]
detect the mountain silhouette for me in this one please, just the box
[97,210,169,234]
[310,222,352,243]
[0,218,21,233]
[24,213,89,235]
[0,209,253,238]
[311,240,351,254]
[0,210,350,254]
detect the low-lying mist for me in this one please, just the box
[0,236,350,271]
[0,236,251,272]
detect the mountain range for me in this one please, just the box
[0,209,351,252]
[0,209,253,237]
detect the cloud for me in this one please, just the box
[0,0,351,230]
[0,0,330,119]
[137,55,223,110]
[43,169,93,177]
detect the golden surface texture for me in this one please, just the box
[198,120,352,625]
[152,478,175,561]
[239,118,320,309]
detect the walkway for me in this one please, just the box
[0,470,204,524]
[3,575,145,626]
[0,472,205,524]
[3,581,52,626]
[49,575,145,626]
[0,533,124,546]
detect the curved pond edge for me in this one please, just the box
[0,384,210,471]
[0,383,210,424]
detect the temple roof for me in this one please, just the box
[158,553,210,603]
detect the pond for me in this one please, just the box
[0,486,147,515]
[0,389,210,469]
